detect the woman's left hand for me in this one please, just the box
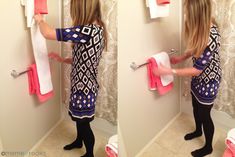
[154,63,173,76]
[34,14,43,24]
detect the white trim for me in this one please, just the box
[68,110,95,119]
[118,123,128,157]
[24,118,63,157]
[0,137,3,153]
[135,113,181,157]
[191,90,214,105]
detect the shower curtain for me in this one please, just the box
[182,0,235,118]
[61,0,118,125]
[212,0,235,118]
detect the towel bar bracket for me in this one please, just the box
[11,69,30,78]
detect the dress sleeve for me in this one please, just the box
[193,37,217,71]
[56,25,93,43]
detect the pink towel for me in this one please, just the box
[105,143,118,157]
[223,140,235,157]
[157,0,170,4]
[27,64,53,103]
[224,148,235,157]
[147,58,173,95]
[34,0,48,14]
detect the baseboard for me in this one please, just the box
[24,117,64,157]
[0,137,3,153]
[118,123,128,157]
[135,112,181,157]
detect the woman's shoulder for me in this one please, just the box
[71,24,103,30]
[210,24,220,36]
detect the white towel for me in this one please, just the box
[108,135,118,144]
[152,52,174,86]
[106,135,118,155]
[148,0,169,18]
[227,128,235,144]
[30,23,53,94]
[26,0,35,27]
[21,0,28,20]
[146,0,149,7]
[21,0,26,6]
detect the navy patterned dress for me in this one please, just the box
[191,24,222,105]
[56,24,105,122]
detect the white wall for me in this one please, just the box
[118,0,182,156]
[0,0,61,151]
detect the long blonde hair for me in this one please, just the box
[184,0,212,58]
[70,0,107,47]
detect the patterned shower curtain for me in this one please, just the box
[61,0,117,125]
[182,0,235,118]
[212,0,235,118]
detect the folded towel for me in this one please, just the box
[223,140,235,157]
[105,135,118,157]
[147,58,173,95]
[105,143,118,157]
[146,0,149,7]
[34,0,48,14]
[31,23,53,94]
[152,52,174,86]
[27,64,54,103]
[227,129,235,145]
[26,0,35,27]
[223,148,235,157]
[223,129,235,157]
[157,0,170,4]
[148,0,169,18]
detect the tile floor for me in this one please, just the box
[35,114,227,157]
[140,113,227,157]
[34,119,111,157]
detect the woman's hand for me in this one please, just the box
[48,52,72,64]
[170,56,183,64]
[170,51,193,65]
[33,14,57,40]
[34,14,44,24]
[154,63,173,76]
[48,52,64,63]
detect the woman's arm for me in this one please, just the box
[48,52,72,64]
[35,15,93,43]
[34,14,57,40]
[63,58,72,64]
[171,67,202,77]
[170,50,193,64]
[154,63,202,77]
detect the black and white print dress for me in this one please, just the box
[56,24,105,122]
[191,24,222,105]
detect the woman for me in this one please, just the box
[34,0,107,157]
[154,0,221,156]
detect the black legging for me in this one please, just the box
[192,94,214,148]
[76,121,95,157]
